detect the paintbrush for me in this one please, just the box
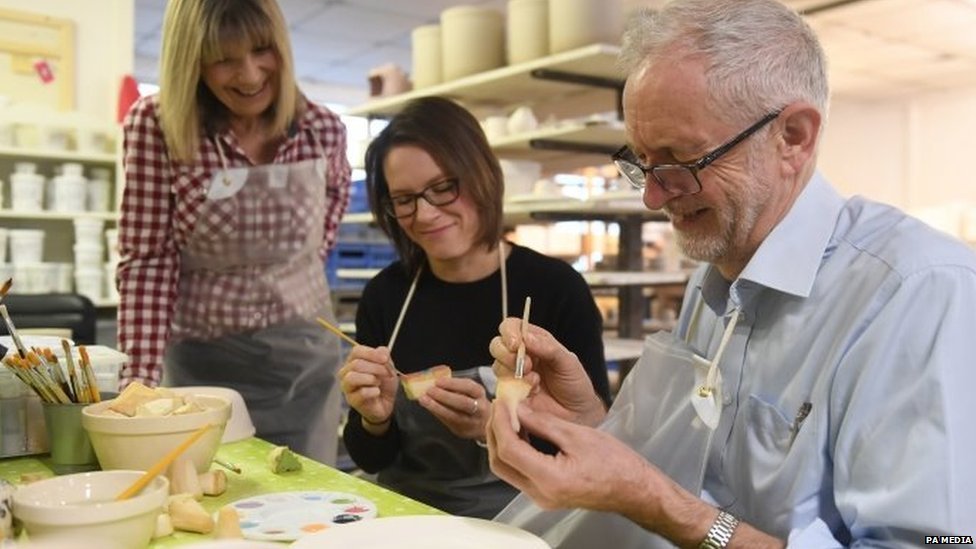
[0,278,11,303]
[315,316,404,376]
[515,296,532,379]
[61,339,82,403]
[78,346,101,402]
[0,304,28,358]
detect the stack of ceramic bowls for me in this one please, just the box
[73,218,104,300]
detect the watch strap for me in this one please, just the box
[698,510,739,549]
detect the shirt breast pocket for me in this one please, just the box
[732,394,823,515]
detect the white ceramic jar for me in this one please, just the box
[10,162,44,211]
[50,163,87,212]
[441,6,505,81]
[8,229,45,264]
[74,267,104,300]
[507,0,549,64]
[87,168,112,212]
[548,0,623,54]
[411,24,443,89]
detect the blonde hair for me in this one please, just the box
[158,0,299,163]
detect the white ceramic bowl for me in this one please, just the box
[81,395,230,473]
[12,470,169,549]
[169,386,256,443]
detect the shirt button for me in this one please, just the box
[723,393,732,405]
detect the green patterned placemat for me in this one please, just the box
[0,437,444,547]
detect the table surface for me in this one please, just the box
[0,437,444,547]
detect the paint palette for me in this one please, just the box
[226,491,378,541]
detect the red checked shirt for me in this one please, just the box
[116,95,351,388]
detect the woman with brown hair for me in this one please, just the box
[339,96,610,517]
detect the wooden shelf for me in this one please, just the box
[0,146,115,164]
[582,271,689,287]
[346,43,623,118]
[0,209,118,221]
[340,190,664,226]
[490,120,624,173]
[503,189,665,224]
[339,191,663,226]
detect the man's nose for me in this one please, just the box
[642,179,673,211]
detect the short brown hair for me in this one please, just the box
[364,97,504,275]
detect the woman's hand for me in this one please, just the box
[338,345,398,433]
[419,376,489,441]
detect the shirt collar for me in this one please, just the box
[738,172,844,298]
[700,172,845,313]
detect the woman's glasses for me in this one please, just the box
[384,178,461,219]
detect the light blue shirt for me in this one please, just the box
[681,173,976,544]
[496,173,976,547]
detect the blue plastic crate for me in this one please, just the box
[347,180,370,213]
[332,242,370,268]
[367,243,397,267]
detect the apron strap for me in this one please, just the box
[698,309,740,397]
[388,241,509,353]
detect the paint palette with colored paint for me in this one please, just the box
[226,491,378,541]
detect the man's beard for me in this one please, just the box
[670,155,769,265]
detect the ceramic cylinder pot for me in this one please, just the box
[411,24,442,89]
[507,0,549,65]
[548,0,623,54]
[441,6,505,81]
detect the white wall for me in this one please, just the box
[818,85,976,240]
[0,0,133,123]
[819,97,909,207]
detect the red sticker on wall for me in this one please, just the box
[34,60,55,84]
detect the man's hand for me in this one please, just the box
[489,318,605,427]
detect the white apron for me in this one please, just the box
[164,142,342,465]
[495,302,739,548]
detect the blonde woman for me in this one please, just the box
[116,0,351,464]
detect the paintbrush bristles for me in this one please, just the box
[0,278,12,300]
[79,346,101,403]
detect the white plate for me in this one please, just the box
[227,491,377,542]
[289,515,550,548]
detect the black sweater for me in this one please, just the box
[343,243,609,516]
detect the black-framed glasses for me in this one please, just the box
[612,109,783,195]
[384,178,461,219]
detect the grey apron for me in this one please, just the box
[378,244,514,518]
[495,302,740,548]
[164,145,342,465]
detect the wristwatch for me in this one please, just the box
[698,510,739,549]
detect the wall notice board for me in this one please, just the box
[0,7,74,110]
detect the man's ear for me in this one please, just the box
[778,102,821,175]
